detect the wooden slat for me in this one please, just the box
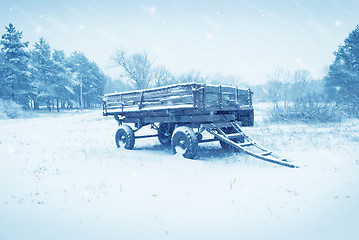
[226,133,243,138]
[205,85,236,94]
[142,90,192,101]
[261,151,272,156]
[239,142,253,147]
[123,114,236,124]
[105,82,199,97]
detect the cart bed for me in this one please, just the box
[103,82,254,126]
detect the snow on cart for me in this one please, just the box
[103,82,298,168]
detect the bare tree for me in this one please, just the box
[112,50,153,89]
[152,65,173,87]
[176,69,203,83]
[290,69,312,101]
[264,67,291,107]
[207,73,242,86]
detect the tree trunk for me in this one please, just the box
[56,99,60,112]
[61,99,66,109]
[47,99,51,112]
[34,100,39,110]
[11,82,15,100]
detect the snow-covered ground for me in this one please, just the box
[0,107,358,240]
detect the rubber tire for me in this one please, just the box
[219,127,244,151]
[158,123,175,146]
[171,126,198,159]
[115,125,135,149]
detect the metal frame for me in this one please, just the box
[113,114,298,168]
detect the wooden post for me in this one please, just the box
[80,74,83,111]
[121,94,124,113]
[192,84,197,108]
[203,84,206,109]
[235,87,238,106]
[248,88,253,107]
[139,91,144,109]
[102,100,107,116]
[219,85,222,109]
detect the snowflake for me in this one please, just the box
[149,6,156,13]
[335,20,342,27]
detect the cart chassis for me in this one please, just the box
[113,115,298,168]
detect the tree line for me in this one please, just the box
[260,25,359,120]
[1,22,358,119]
[0,23,243,113]
[111,23,359,121]
[0,23,107,111]
[110,49,243,90]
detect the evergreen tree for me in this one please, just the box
[0,23,30,107]
[67,51,106,108]
[86,61,106,107]
[30,37,56,111]
[52,49,72,111]
[0,52,6,97]
[324,25,359,115]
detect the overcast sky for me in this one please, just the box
[1,0,358,84]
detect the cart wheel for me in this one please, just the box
[158,123,175,146]
[115,125,135,149]
[171,126,198,159]
[219,127,244,151]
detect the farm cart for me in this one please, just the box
[103,82,298,168]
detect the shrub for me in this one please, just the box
[0,100,25,119]
[269,94,347,123]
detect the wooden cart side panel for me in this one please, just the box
[203,85,250,108]
[105,84,199,112]
[103,83,252,115]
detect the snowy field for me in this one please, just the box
[1,106,359,240]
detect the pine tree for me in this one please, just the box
[52,49,72,111]
[324,25,359,115]
[30,37,56,111]
[0,23,30,107]
[67,51,106,108]
[0,52,6,97]
[85,61,106,108]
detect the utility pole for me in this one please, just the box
[80,73,83,111]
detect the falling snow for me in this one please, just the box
[2,1,358,83]
[1,1,359,239]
